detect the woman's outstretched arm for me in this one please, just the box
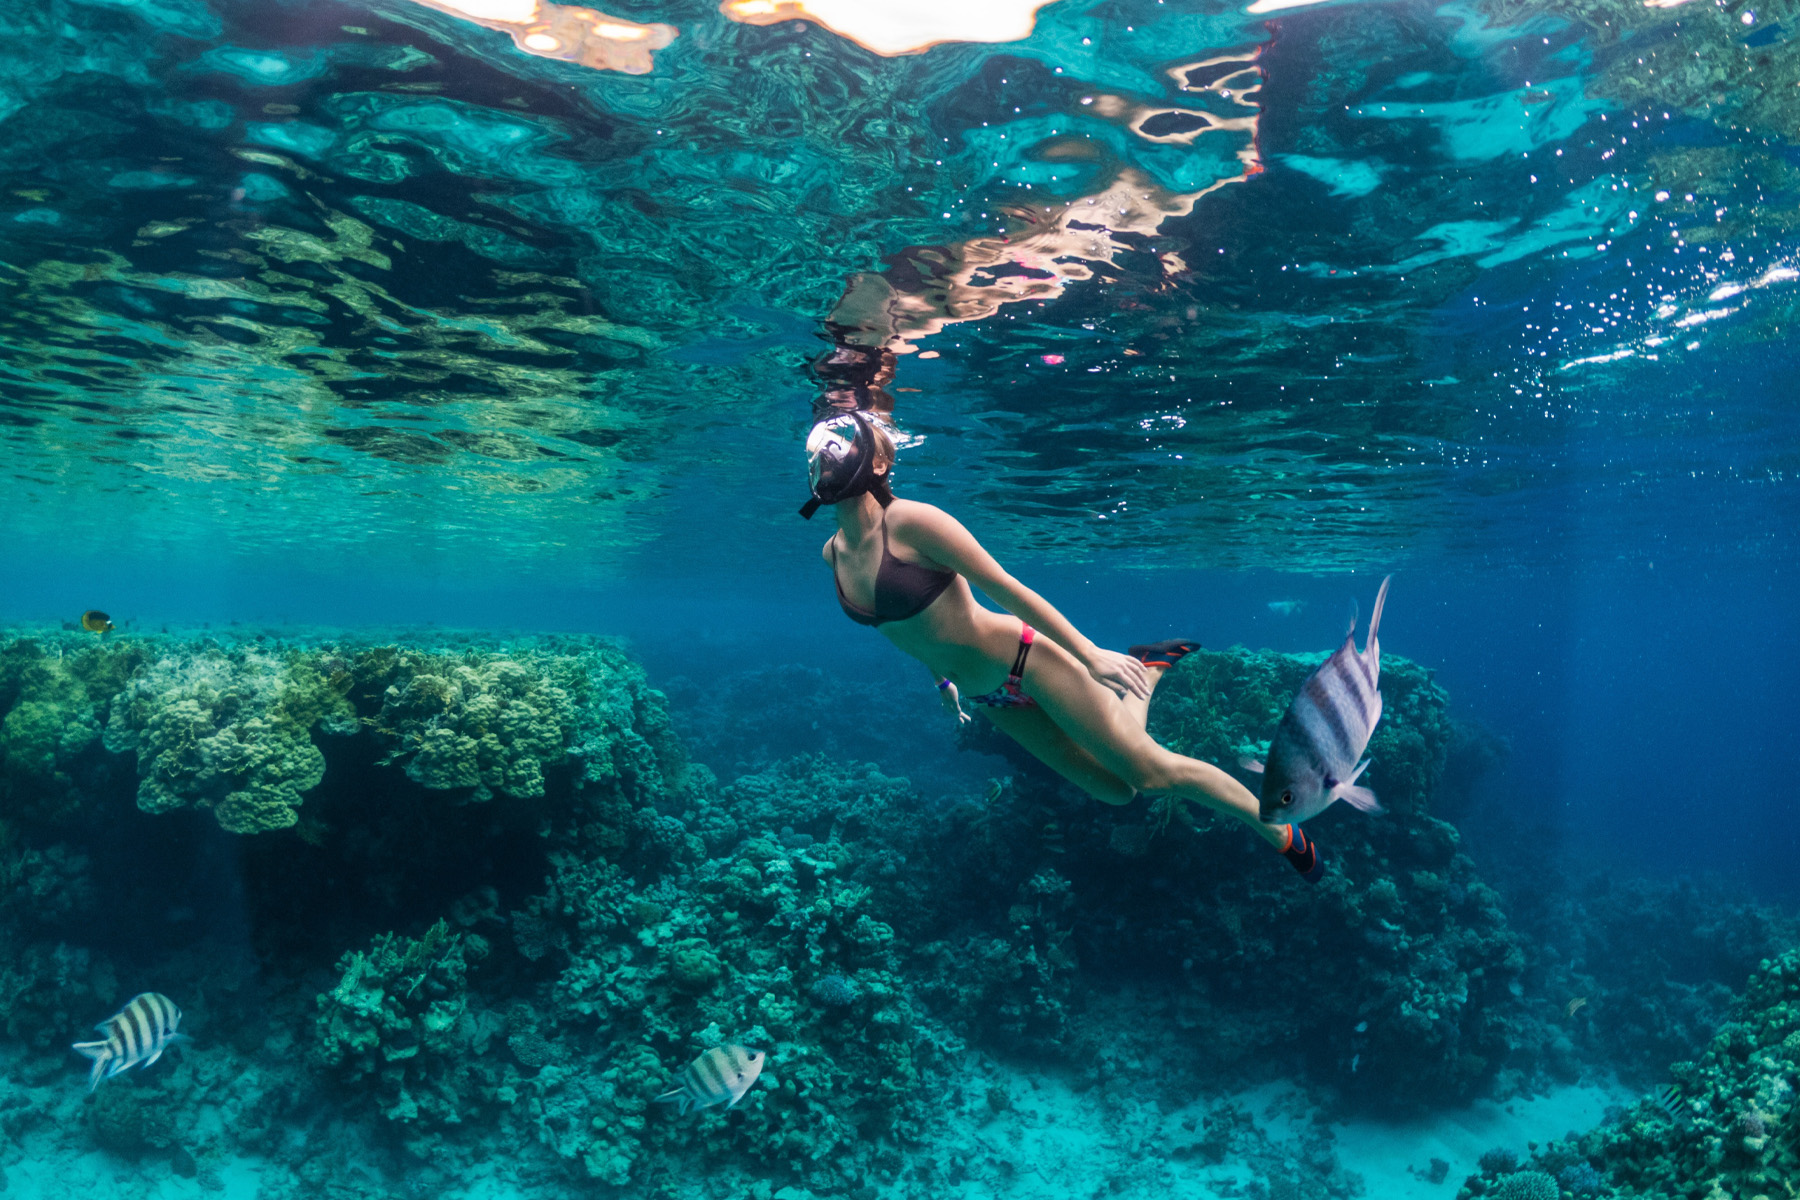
[894,503,1150,701]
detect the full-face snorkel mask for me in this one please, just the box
[800,410,893,519]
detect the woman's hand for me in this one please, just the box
[1083,648,1151,702]
[938,681,971,725]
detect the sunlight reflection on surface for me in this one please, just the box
[720,0,1061,55]
[828,55,1264,358]
[403,0,676,72]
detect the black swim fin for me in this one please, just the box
[1127,638,1202,669]
[1279,824,1324,884]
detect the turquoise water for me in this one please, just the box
[2,0,1799,1196]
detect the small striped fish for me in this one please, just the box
[655,1044,765,1115]
[1650,1082,1690,1125]
[1249,576,1391,824]
[72,992,183,1090]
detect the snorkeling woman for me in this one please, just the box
[802,409,1323,883]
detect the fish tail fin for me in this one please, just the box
[1238,757,1265,774]
[72,1041,110,1091]
[654,1088,688,1114]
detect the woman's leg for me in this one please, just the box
[1118,661,1168,733]
[978,704,1137,806]
[1019,638,1287,848]
[976,661,1173,806]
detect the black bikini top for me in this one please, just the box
[831,516,956,627]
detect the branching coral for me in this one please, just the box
[311,919,494,1126]
[380,660,569,798]
[1488,1170,1558,1200]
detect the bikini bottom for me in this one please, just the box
[963,623,1037,709]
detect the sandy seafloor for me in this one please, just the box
[0,1049,1629,1200]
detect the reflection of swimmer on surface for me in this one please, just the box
[800,401,1324,883]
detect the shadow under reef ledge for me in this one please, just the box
[0,625,1790,1198]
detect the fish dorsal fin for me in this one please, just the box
[1365,575,1391,649]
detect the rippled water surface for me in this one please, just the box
[4,0,1795,579]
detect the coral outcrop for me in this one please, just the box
[311,919,494,1125]
[100,642,349,833]
[2,631,682,835]
[0,637,148,822]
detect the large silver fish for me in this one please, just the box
[1248,576,1391,824]
[655,1044,765,1115]
[72,992,183,1090]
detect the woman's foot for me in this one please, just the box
[1277,824,1324,883]
[1127,638,1202,670]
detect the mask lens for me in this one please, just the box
[805,415,863,498]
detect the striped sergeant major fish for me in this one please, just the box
[1249,576,1392,825]
[72,992,183,1090]
[1649,1082,1691,1125]
[655,1044,765,1115]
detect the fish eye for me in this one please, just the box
[1280,791,1293,806]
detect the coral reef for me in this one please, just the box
[1488,1170,1558,1200]
[0,637,149,822]
[1462,944,1800,1199]
[100,642,349,833]
[1516,873,1800,1086]
[5,631,687,835]
[1480,1146,1522,1174]
[0,626,1787,1197]
[311,919,494,1125]
[959,647,1528,1104]
[1556,1161,1603,1195]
